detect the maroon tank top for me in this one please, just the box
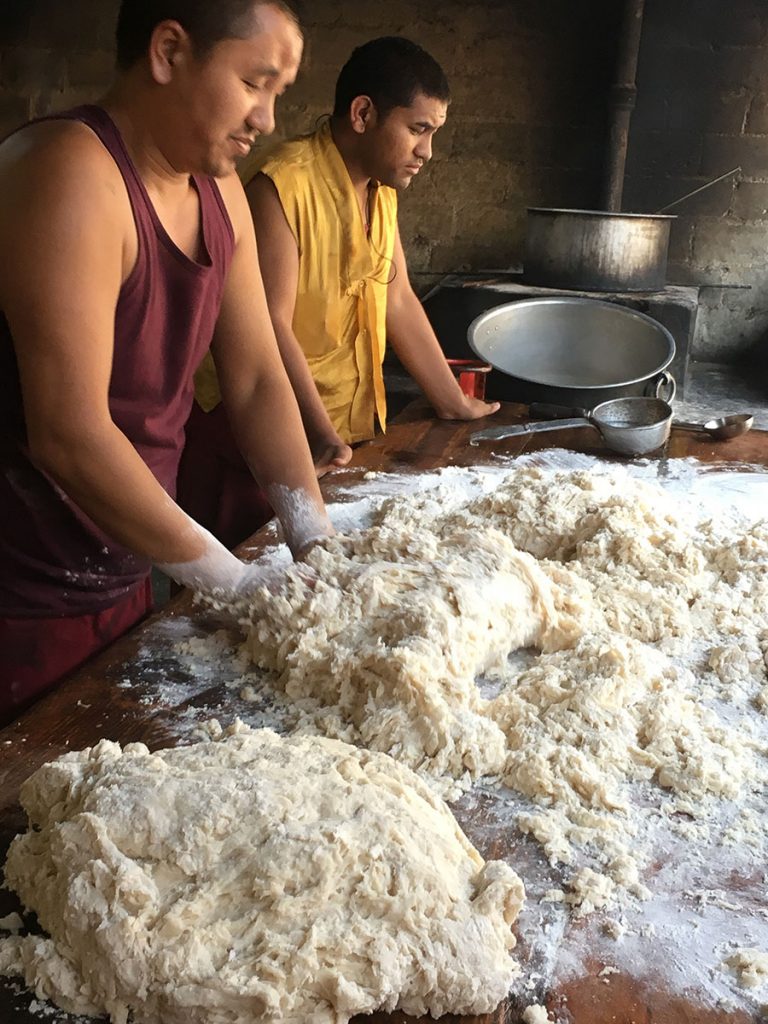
[0,106,235,615]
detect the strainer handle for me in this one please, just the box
[469,417,593,445]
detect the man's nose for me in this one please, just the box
[247,99,276,137]
[415,135,433,162]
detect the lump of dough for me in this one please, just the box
[523,1004,551,1023]
[245,525,587,781]
[0,723,525,1024]
[228,463,767,914]
[723,948,768,989]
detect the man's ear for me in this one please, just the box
[349,95,376,135]
[148,20,189,85]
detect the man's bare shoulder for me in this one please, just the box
[243,170,277,203]
[215,170,252,242]
[0,119,125,211]
[0,119,133,309]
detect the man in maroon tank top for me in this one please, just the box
[0,0,334,725]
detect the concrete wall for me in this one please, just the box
[0,0,619,287]
[624,0,768,364]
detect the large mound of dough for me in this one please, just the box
[239,464,767,905]
[0,723,524,1024]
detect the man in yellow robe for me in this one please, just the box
[244,36,499,467]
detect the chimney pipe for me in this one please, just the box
[603,0,646,211]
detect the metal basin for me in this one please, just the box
[468,297,676,408]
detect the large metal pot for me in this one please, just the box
[524,208,676,292]
[467,296,676,408]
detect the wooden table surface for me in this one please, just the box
[1,400,766,1024]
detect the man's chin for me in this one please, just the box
[392,173,415,190]
[207,157,238,179]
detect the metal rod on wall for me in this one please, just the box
[603,0,646,212]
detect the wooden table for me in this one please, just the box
[1,401,766,1024]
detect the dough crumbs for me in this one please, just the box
[0,723,524,1024]
[602,918,626,940]
[597,964,619,978]
[723,948,768,989]
[234,465,768,913]
[522,1004,551,1023]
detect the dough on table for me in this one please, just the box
[246,524,588,782]
[0,722,524,1024]
[723,947,768,989]
[237,464,768,908]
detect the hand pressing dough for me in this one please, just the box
[0,723,524,1024]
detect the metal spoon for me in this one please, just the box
[673,414,754,440]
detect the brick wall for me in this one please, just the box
[284,1,621,287]
[0,1,117,125]
[0,0,620,288]
[624,0,768,363]
[6,2,765,362]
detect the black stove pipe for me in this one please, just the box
[603,0,646,212]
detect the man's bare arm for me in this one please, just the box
[245,172,352,474]
[385,225,499,421]
[0,123,212,567]
[212,173,335,552]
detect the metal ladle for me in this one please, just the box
[674,413,754,440]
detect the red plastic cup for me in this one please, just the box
[446,358,492,400]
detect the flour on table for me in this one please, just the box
[0,722,524,1024]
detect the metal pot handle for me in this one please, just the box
[645,371,676,403]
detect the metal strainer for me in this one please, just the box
[470,396,673,457]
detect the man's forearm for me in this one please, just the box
[272,319,342,443]
[386,291,470,416]
[30,424,209,564]
[224,367,334,555]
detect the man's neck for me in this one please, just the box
[100,81,192,199]
[329,117,371,205]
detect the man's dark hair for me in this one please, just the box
[332,37,450,119]
[115,0,299,70]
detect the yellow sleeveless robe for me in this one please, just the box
[195,121,398,444]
